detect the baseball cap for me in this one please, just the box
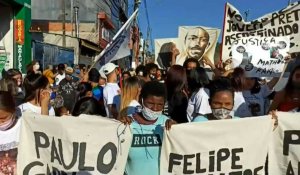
[65,67,74,75]
[99,66,107,79]
[102,63,119,75]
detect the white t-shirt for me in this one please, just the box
[18,102,55,116]
[233,92,250,117]
[0,119,21,175]
[127,100,141,116]
[55,73,65,85]
[242,84,271,117]
[186,88,211,122]
[103,83,121,117]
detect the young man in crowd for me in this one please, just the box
[55,64,66,86]
[57,67,78,112]
[144,63,159,82]
[101,63,120,119]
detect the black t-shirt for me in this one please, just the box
[167,92,188,123]
[57,78,78,112]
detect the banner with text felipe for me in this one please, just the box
[269,112,300,175]
[160,117,272,175]
[17,113,132,175]
[232,36,289,77]
[221,2,300,63]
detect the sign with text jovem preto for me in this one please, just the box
[222,2,300,64]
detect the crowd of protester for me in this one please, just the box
[0,54,300,175]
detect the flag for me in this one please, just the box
[93,9,139,69]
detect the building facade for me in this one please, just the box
[30,0,128,67]
[0,0,31,73]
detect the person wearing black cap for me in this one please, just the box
[88,68,104,101]
[57,67,78,112]
[88,68,106,116]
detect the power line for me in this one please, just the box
[143,0,151,29]
[143,0,154,53]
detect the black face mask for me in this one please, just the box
[293,81,300,89]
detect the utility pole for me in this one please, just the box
[244,10,250,21]
[74,6,79,38]
[71,0,74,36]
[143,27,150,65]
[62,0,66,47]
[133,0,140,67]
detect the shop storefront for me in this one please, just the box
[0,0,31,74]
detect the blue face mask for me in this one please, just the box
[75,69,80,74]
[50,91,56,100]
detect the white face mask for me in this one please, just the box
[211,108,232,120]
[0,115,15,131]
[33,64,40,71]
[141,106,162,121]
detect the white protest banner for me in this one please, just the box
[222,2,300,63]
[177,26,220,66]
[232,36,289,77]
[269,112,300,175]
[17,113,132,175]
[160,117,273,175]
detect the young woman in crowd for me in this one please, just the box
[3,69,25,105]
[165,65,189,123]
[186,67,211,122]
[193,77,238,122]
[26,60,41,75]
[269,65,300,112]
[144,63,159,82]
[0,91,21,173]
[183,58,200,70]
[122,71,131,81]
[72,97,105,116]
[242,75,279,117]
[156,69,163,82]
[228,67,279,117]
[120,81,175,175]
[19,73,55,116]
[0,91,19,128]
[230,67,251,117]
[120,76,141,118]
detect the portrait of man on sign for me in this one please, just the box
[176,26,220,67]
[184,27,210,61]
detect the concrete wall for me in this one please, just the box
[31,0,111,22]
[0,4,14,70]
